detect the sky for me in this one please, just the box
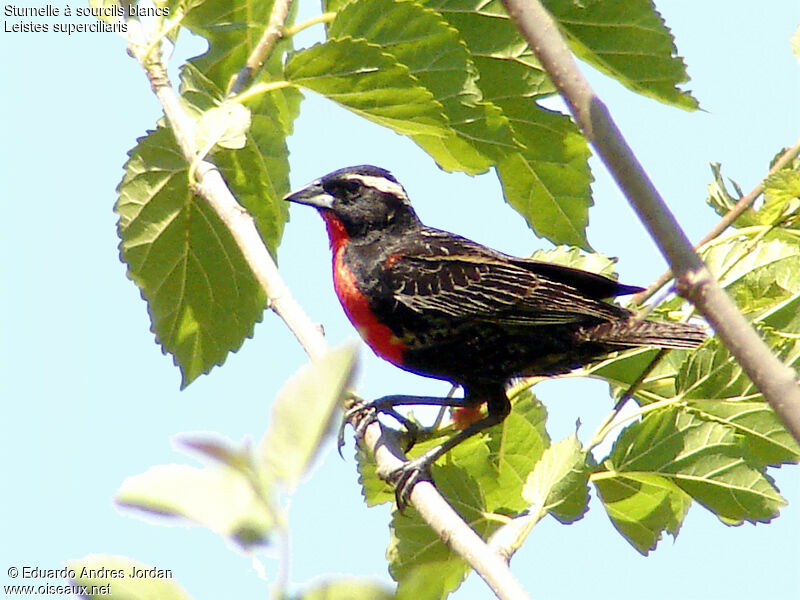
[1,2,799,600]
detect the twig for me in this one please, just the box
[501,0,800,444]
[229,0,293,95]
[125,17,530,600]
[632,139,800,305]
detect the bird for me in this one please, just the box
[284,165,705,506]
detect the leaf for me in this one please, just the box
[761,168,800,227]
[286,38,452,139]
[116,126,268,387]
[68,555,193,600]
[604,406,787,525]
[522,433,590,524]
[676,337,800,467]
[593,473,691,555]
[357,446,395,507]
[543,0,697,109]
[195,103,251,150]
[328,0,500,174]
[116,464,275,548]
[260,343,358,491]
[495,105,593,248]
[529,245,621,278]
[299,577,394,600]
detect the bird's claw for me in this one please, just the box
[337,398,379,457]
[386,456,433,511]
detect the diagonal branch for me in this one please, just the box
[632,138,800,305]
[501,0,800,444]
[124,17,529,600]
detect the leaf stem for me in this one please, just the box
[231,80,295,106]
[283,12,336,37]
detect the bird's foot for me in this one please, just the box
[338,397,421,455]
[385,455,434,510]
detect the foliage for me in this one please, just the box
[77,1,800,599]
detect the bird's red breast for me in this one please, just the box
[320,211,407,367]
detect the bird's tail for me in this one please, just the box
[585,318,706,350]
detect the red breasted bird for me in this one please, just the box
[285,165,705,504]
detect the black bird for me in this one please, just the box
[285,165,705,505]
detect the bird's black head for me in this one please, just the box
[284,165,420,239]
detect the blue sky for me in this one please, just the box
[2,2,799,599]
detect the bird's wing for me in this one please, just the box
[382,231,629,325]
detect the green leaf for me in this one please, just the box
[357,446,395,507]
[195,103,252,150]
[67,555,193,600]
[593,473,691,555]
[286,38,452,139]
[496,105,592,248]
[522,433,590,524]
[761,168,800,227]
[676,337,800,466]
[604,406,787,525]
[328,0,499,174]
[543,0,697,109]
[260,343,358,491]
[299,577,394,600]
[116,126,267,387]
[529,245,621,278]
[395,561,459,600]
[115,463,275,548]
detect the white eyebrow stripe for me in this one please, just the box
[344,174,407,198]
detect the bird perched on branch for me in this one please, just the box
[285,165,705,506]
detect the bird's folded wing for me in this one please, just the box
[385,253,629,325]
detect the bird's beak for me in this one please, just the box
[283,179,335,209]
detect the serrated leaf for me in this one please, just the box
[605,406,787,524]
[529,245,620,278]
[300,577,394,600]
[328,0,498,174]
[593,473,691,555]
[116,126,267,386]
[543,0,697,109]
[676,337,800,466]
[286,38,452,139]
[395,561,458,600]
[356,446,395,506]
[116,464,275,548]
[496,105,592,248]
[261,344,358,491]
[522,433,590,523]
[68,555,193,600]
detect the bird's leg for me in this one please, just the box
[388,389,511,509]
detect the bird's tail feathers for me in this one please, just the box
[586,319,706,350]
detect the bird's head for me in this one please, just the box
[284,165,420,241]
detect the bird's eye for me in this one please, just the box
[329,179,361,202]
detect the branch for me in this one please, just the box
[124,18,529,600]
[229,0,293,95]
[632,138,800,305]
[501,0,800,443]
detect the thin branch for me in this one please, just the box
[229,0,294,96]
[632,138,800,305]
[125,17,529,600]
[501,0,800,444]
